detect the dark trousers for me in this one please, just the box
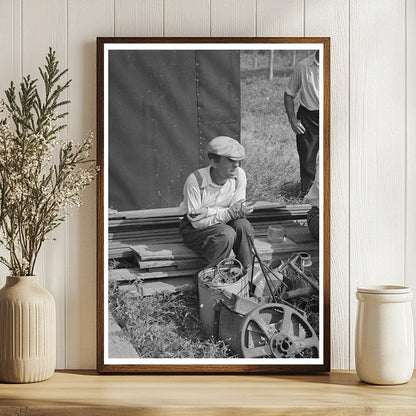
[307,206,319,240]
[296,105,319,193]
[179,218,254,269]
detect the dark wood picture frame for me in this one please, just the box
[97,37,330,374]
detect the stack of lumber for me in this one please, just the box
[108,203,319,296]
[108,202,312,259]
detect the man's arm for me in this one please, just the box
[182,174,233,229]
[284,92,306,135]
[186,168,253,229]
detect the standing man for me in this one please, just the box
[284,50,319,196]
[179,136,255,272]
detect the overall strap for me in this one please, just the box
[193,168,239,199]
[193,169,203,189]
[193,169,204,200]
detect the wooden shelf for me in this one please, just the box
[1,370,415,415]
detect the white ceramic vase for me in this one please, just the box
[355,285,414,385]
[0,276,56,383]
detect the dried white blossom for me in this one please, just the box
[0,49,97,276]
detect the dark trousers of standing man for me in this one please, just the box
[296,105,319,193]
[179,217,254,269]
[307,206,319,240]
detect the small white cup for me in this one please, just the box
[267,225,285,243]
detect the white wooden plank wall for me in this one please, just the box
[211,0,256,36]
[66,0,114,370]
[349,0,407,368]
[0,0,414,370]
[0,0,21,286]
[22,0,68,368]
[304,0,350,371]
[115,0,163,37]
[407,0,416,365]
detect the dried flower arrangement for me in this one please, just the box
[0,49,97,276]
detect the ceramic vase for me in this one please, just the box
[0,276,56,383]
[355,285,414,385]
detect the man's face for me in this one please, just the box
[213,156,240,180]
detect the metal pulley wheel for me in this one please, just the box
[240,303,319,358]
[216,258,244,284]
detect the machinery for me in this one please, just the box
[198,236,320,358]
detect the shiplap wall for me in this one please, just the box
[0,0,414,370]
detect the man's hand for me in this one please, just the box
[289,118,306,135]
[229,200,256,219]
[241,200,256,216]
[187,207,208,222]
[284,92,306,135]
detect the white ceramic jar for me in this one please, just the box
[355,285,414,385]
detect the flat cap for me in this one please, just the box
[207,136,245,161]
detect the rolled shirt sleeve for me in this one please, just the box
[285,54,319,111]
[285,63,302,98]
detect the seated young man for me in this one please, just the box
[179,136,255,272]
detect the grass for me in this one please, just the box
[109,278,319,359]
[109,284,232,358]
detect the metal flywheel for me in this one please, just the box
[240,303,319,358]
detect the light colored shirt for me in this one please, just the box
[305,153,319,207]
[179,166,247,229]
[285,53,319,111]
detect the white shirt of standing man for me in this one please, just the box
[284,50,320,135]
[179,136,255,229]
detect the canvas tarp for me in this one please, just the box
[109,50,240,211]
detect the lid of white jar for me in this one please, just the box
[357,285,411,294]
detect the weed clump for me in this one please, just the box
[109,284,232,358]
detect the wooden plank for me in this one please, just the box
[131,243,199,261]
[256,0,304,37]
[406,0,416,367]
[131,238,318,262]
[108,203,311,221]
[211,0,256,37]
[109,228,320,260]
[138,258,203,270]
[0,370,415,412]
[252,238,319,256]
[109,246,135,259]
[349,0,406,369]
[23,0,67,370]
[305,0,350,369]
[118,277,195,296]
[108,313,139,359]
[108,221,307,243]
[109,206,182,219]
[115,0,163,37]
[108,219,307,236]
[0,0,21,100]
[164,0,210,37]
[66,0,114,370]
[109,230,182,242]
[109,218,305,235]
[285,227,315,244]
[109,268,198,282]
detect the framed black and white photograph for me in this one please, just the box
[97,37,330,373]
